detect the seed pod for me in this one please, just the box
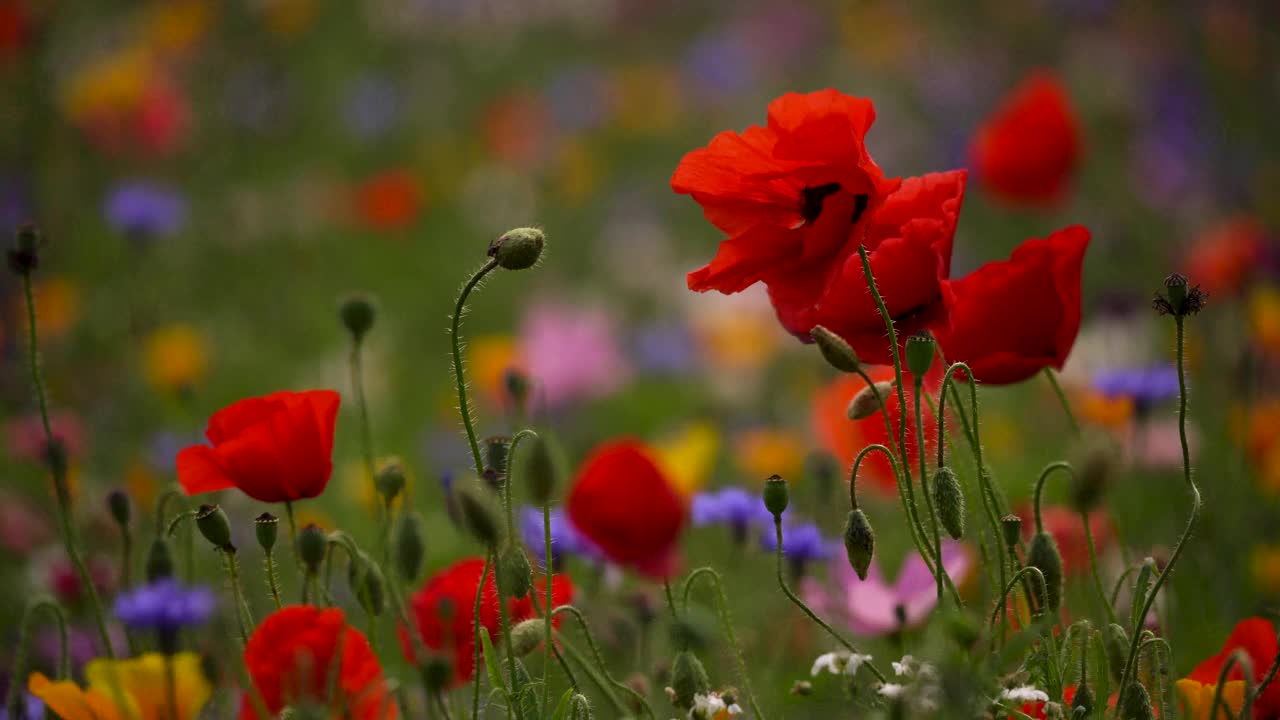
[394,511,426,583]
[146,536,175,581]
[255,512,279,552]
[762,475,789,517]
[1105,623,1130,684]
[526,435,559,506]
[1072,681,1095,717]
[195,504,234,551]
[457,482,502,548]
[498,544,533,599]
[374,458,407,503]
[1120,683,1153,720]
[842,509,876,580]
[482,436,510,479]
[810,325,861,373]
[1001,515,1023,548]
[338,293,377,341]
[569,693,593,720]
[848,381,894,420]
[510,618,545,658]
[297,524,328,574]
[348,551,386,616]
[488,227,545,270]
[1027,531,1064,611]
[670,651,711,711]
[932,466,966,539]
[904,331,936,379]
[107,489,131,528]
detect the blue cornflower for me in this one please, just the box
[114,579,214,633]
[519,506,602,570]
[103,181,187,238]
[0,694,43,720]
[691,487,773,544]
[760,521,833,577]
[1092,365,1179,411]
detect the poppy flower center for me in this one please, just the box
[800,183,870,227]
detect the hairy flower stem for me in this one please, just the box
[681,567,765,719]
[490,551,520,718]
[20,273,115,658]
[284,501,302,571]
[1114,315,1202,717]
[989,567,1049,651]
[1043,368,1082,437]
[264,550,283,610]
[349,335,388,565]
[771,516,885,682]
[914,380,950,604]
[542,502,555,711]
[450,259,500,476]
[5,598,69,719]
[471,553,493,719]
[553,605,656,719]
[222,549,252,644]
[1082,511,1117,624]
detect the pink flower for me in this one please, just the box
[802,540,972,636]
[5,412,84,464]
[518,301,629,409]
[0,492,50,554]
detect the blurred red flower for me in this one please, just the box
[1015,504,1112,575]
[769,170,966,363]
[400,557,574,687]
[935,225,1090,385]
[0,1,26,58]
[1188,617,1280,720]
[673,89,900,296]
[566,440,686,578]
[242,605,396,720]
[810,366,940,495]
[177,390,340,503]
[354,169,424,231]
[970,71,1081,206]
[1184,216,1265,296]
[5,411,85,465]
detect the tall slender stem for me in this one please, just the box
[264,551,283,610]
[223,550,252,644]
[164,652,179,720]
[5,598,69,720]
[914,381,948,603]
[1082,511,1118,624]
[471,554,493,720]
[20,273,115,659]
[450,260,500,476]
[681,567,765,719]
[1043,368,1082,437]
[490,549,522,719]
[284,501,302,570]
[553,605,656,719]
[541,502,554,712]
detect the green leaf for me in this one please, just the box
[481,627,507,694]
[551,689,574,720]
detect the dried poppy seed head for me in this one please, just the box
[255,512,279,552]
[1152,272,1207,317]
[107,489,132,528]
[338,293,377,341]
[374,457,407,502]
[762,474,789,517]
[7,224,40,275]
[195,504,234,551]
[489,227,545,270]
[905,331,937,379]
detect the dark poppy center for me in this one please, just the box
[800,183,841,223]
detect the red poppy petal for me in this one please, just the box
[176,445,236,495]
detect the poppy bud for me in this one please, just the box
[848,381,894,420]
[842,509,876,580]
[526,435,559,506]
[8,224,40,275]
[498,544,533,599]
[394,511,426,583]
[374,457,407,503]
[1072,679,1095,717]
[488,227,545,270]
[297,524,328,574]
[338,293,377,342]
[1120,683,1153,720]
[810,325,861,373]
[1027,531,1064,610]
[569,693,593,720]
[457,483,502,547]
[670,651,711,710]
[1104,623,1130,684]
[763,474,789,517]
[1001,514,1023,548]
[46,440,69,499]
[932,467,966,539]
[510,618,546,658]
[107,489,131,528]
[504,368,530,414]
[418,651,454,694]
[905,331,936,379]
[483,436,510,479]
[195,504,234,552]
[348,551,386,616]
[255,512,278,552]
[1071,444,1114,512]
[146,536,175,581]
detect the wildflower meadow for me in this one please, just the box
[1,2,1279,719]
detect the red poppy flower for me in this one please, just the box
[0,1,27,58]
[1185,216,1265,296]
[934,226,1090,385]
[810,366,939,495]
[177,390,340,504]
[242,605,396,720]
[970,71,1081,206]
[674,89,900,296]
[1189,618,1280,719]
[354,169,423,231]
[768,170,967,363]
[566,440,686,578]
[511,571,576,628]
[400,557,574,687]
[1015,504,1112,575]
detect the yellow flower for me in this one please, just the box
[1078,390,1134,429]
[654,422,720,495]
[143,0,212,54]
[144,324,209,392]
[64,47,153,120]
[734,428,804,481]
[30,652,211,720]
[1251,544,1280,596]
[1175,678,1244,720]
[467,335,521,406]
[1250,285,1280,354]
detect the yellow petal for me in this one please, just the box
[87,653,210,720]
[654,422,720,495]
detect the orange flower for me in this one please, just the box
[1184,216,1264,296]
[353,169,423,231]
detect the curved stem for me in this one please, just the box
[471,553,493,720]
[555,635,631,717]
[1082,511,1118,625]
[166,510,197,538]
[450,259,500,476]
[1209,651,1251,720]
[1246,638,1280,718]
[350,337,377,500]
[1033,461,1074,533]
[1110,564,1142,610]
[681,567,765,719]
[771,516,885,682]
[914,380,948,604]
[504,429,538,538]
[849,444,897,511]
[1043,368,1082,438]
[663,578,678,622]
[989,567,1050,650]
[4,597,69,720]
[553,605,656,719]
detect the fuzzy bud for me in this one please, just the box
[904,331,936,379]
[338,293,377,342]
[842,509,876,580]
[810,325,861,373]
[488,227,545,270]
[8,224,40,275]
[297,524,328,574]
[569,693,593,720]
[1027,531,1064,611]
[482,436,510,479]
[670,651,711,710]
[762,474,789,517]
[255,512,278,552]
[848,381,894,420]
[510,618,546,658]
[526,435,559,506]
[195,504,234,552]
[106,489,131,528]
[1105,624,1130,684]
[498,544,533,599]
[1120,683,1154,720]
[394,511,426,583]
[146,536,175,581]
[504,368,530,414]
[1071,444,1114,512]
[932,467,966,539]
[1072,680,1095,717]
[374,458,407,503]
[348,551,386,617]
[1000,515,1023,548]
[457,482,502,547]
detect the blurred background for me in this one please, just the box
[1,0,1279,710]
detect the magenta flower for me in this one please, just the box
[518,301,629,409]
[802,540,973,636]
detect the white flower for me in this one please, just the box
[892,655,916,676]
[689,692,742,719]
[1001,686,1050,704]
[845,653,874,676]
[878,683,906,699]
[811,652,842,677]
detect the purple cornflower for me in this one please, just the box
[760,521,833,578]
[114,579,214,634]
[691,487,772,545]
[1092,365,1179,412]
[519,506,602,571]
[103,181,187,238]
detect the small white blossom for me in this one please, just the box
[688,692,742,719]
[811,652,842,677]
[892,655,916,676]
[1001,686,1050,704]
[845,653,873,676]
[878,683,906,699]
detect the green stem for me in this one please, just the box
[914,379,949,604]
[1033,461,1074,533]
[663,578,678,622]
[1209,652,1250,720]
[450,259,500,476]
[681,567,765,719]
[1246,638,1280,718]
[1043,368,1082,437]
[165,652,179,720]
[989,567,1049,650]
[542,502,554,713]
[222,550,252,645]
[284,501,302,571]
[504,429,538,538]
[20,273,114,658]
[264,550,283,610]
[491,550,521,719]
[472,553,493,720]
[1082,511,1118,625]
[553,605,656,719]
[555,635,630,717]
[770,516,885,682]
[5,597,69,720]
